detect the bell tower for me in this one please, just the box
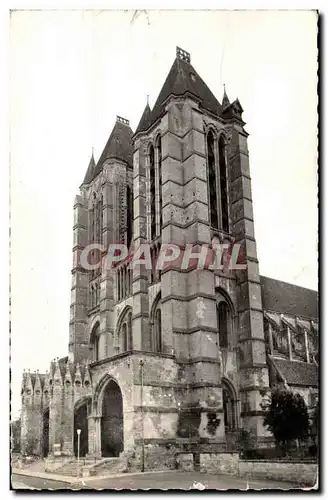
[133,46,269,444]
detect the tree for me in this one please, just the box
[262,388,309,454]
[310,400,319,449]
[11,418,21,453]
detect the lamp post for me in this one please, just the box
[139,360,145,472]
[76,429,81,478]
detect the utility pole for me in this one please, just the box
[76,429,81,478]
[139,359,145,472]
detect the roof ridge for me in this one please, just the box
[260,275,318,293]
[82,152,96,185]
[134,102,152,136]
[149,52,222,127]
[91,118,133,181]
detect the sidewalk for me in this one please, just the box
[11,467,176,485]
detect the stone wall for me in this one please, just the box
[130,444,178,471]
[200,453,239,475]
[239,460,318,487]
[177,453,194,471]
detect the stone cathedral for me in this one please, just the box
[20,47,318,466]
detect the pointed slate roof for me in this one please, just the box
[222,86,230,109]
[149,47,222,126]
[269,356,318,388]
[82,153,96,185]
[221,97,244,122]
[135,102,152,135]
[260,276,318,320]
[93,116,133,179]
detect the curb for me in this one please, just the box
[84,469,177,483]
[12,469,80,484]
[12,468,178,485]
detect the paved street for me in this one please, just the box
[12,471,300,491]
[11,475,91,490]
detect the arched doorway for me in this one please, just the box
[101,380,123,457]
[74,402,89,457]
[42,408,49,458]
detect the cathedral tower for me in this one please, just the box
[20,47,317,464]
[132,46,269,442]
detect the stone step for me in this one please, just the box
[13,459,47,473]
[45,458,96,477]
[82,457,127,477]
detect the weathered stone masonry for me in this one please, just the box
[20,47,318,464]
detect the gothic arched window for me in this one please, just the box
[127,185,133,248]
[127,311,133,350]
[149,145,156,240]
[154,308,162,353]
[222,380,238,431]
[218,136,229,233]
[207,132,229,233]
[156,135,162,233]
[98,195,103,245]
[216,292,233,349]
[117,308,133,352]
[122,323,128,352]
[218,302,229,348]
[151,294,162,353]
[92,193,96,242]
[91,323,102,362]
[207,131,219,229]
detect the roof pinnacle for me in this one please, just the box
[222,84,230,109]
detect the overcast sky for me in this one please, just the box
[10,10,318,418]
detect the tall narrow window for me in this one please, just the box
[118,308,132,352]
[149,146,156,240]
[122,323,128,352]
[127,312,133,350]
[207,132,219,229]
[117,270,121,301]
[96,200,100,245]
[99,195,103,245]
[90,284,93,308]
[156,137,162,233]
[222,382,237,431]
[155,308,162,352]
[218,301,229,348]
[127,185,133,248]
[94,336,99,361]
[92,193,96,242]
[91,193,97,277]
[218,137,229,233]
[92,324,100,362]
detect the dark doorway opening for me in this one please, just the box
[42,408,49,458]
[101,380,123,457]
[74,403,89,457]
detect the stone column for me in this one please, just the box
[69,194,89,362]
[132,142,150,350]
[87,415,102,458]
[61,387,74,455]
[161,98,225,442]
[48,361,64,454]
[100,178,116,358]
[229,121,270,439]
